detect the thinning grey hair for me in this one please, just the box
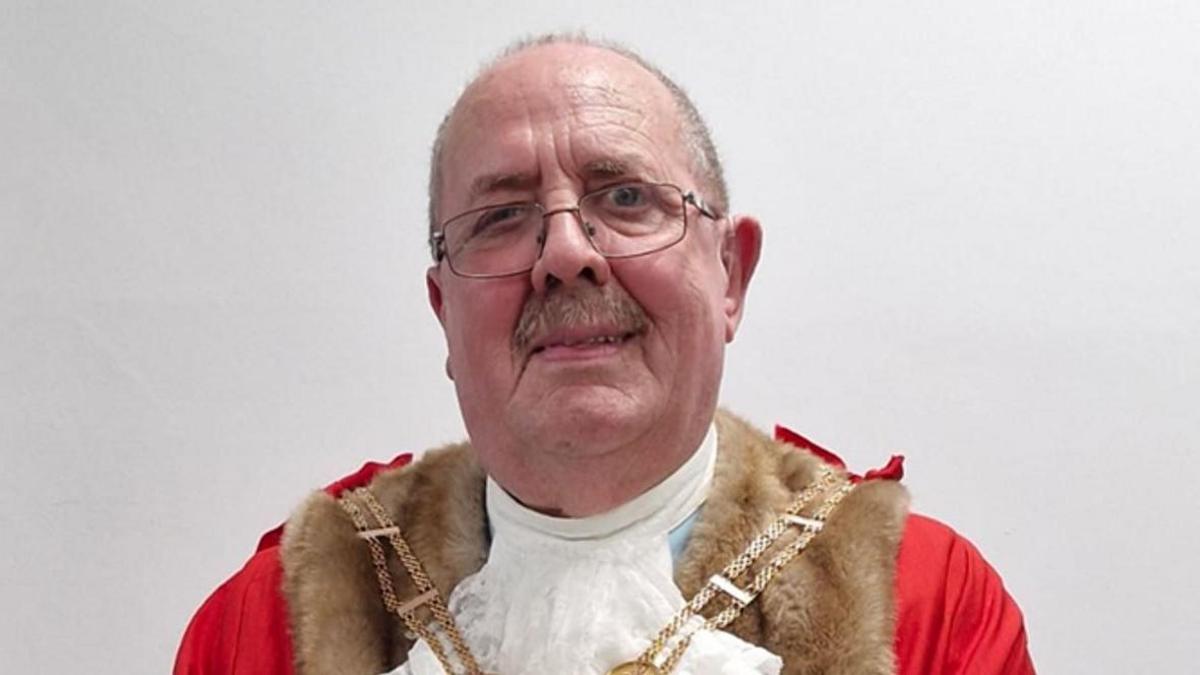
[426,32,729,259]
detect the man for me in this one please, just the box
[176,35,1034,674]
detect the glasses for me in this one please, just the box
[430,181,720,278]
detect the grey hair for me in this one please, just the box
[426,32,729,258]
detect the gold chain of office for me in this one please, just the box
[338,466,854,675]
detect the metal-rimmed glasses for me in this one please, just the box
[430,181,720,278]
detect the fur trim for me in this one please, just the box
[281,411,907,674]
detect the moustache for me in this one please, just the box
[512,284,649,356]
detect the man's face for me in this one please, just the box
[427,44,759,508]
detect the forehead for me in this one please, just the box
[438,44,688,207]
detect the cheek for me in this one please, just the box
[443,281,527,363]
[615,255,727,345]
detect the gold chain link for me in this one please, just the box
[339,489,485,675]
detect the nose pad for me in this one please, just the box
[533,206,595,252]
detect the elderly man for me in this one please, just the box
[176,35,1033,675]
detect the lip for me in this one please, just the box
[527,325,641,362]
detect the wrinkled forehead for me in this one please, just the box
[438,45,689,207]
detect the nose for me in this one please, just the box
[529,207,611,293]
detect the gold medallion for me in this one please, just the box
[606,662,663,675]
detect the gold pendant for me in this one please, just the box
[606,662,663,675]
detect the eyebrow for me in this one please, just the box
[467,172,539,204]
[582,155,660,183]
[464,156,656,205]
[581,157,631,179]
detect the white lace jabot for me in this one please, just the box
[390,423,783,675]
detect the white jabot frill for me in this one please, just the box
[390,424,783,675]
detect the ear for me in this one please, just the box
[428,266,456,381]
[720,215,762,342]
[426,265,447,328]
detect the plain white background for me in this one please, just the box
[2,1,1197,672]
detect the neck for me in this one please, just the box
[494,419,713,518]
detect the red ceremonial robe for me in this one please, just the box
[175,433,1034,675]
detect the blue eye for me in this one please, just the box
[608,185,645,208]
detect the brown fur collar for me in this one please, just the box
[281,411,908,674]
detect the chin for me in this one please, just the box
[513,388,654,456]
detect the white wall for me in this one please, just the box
[2,1,1197,672]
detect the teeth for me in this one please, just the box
[564,335,623,347]
[533,332,635,352]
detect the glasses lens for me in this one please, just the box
[581,183,686,257]
[443,203,541,276]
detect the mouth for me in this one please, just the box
[512,282,651,369]
[528,327,643,361]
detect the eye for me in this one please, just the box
[471,205,529,236]
[606,184,646,209]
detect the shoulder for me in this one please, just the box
[895,514,1036,675]
[724,411,1034,673]
[280,442,488,673]
[174,546,293,674]
[175,444,481,675]
[895,514,1024,626]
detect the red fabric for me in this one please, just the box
[773,424,905,483]
[894,515,1035,675]
[176,444,1034,674]
[176,456,411,675]
[774,424,849,470]
[175,547,293,675]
